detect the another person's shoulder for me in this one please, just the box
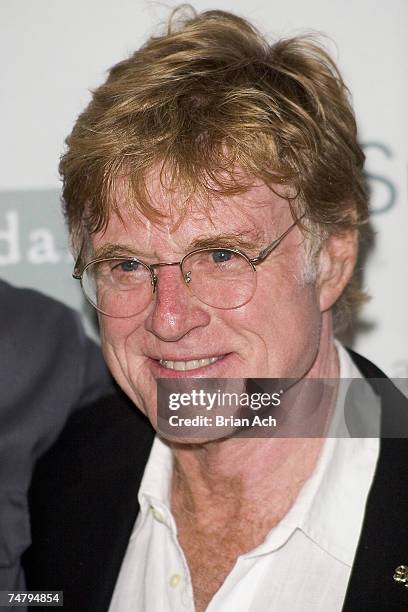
[0,279,114,462]
[1,279,85,343]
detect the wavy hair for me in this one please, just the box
[60,7,369,328]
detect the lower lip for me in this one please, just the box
[148,354,234,378]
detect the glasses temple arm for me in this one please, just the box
[250,215,305,264]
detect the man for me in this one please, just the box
[0,280,113,599]
[24,8,408,612]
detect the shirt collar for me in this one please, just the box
[301,344,379,565]
[255,343,379,566]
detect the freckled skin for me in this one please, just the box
[95,180,327,428]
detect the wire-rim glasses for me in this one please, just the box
[73,216,304,317]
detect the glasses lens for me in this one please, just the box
[182,249,256,309]
[81,258,152,317]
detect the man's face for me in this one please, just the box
[92,177,324,428]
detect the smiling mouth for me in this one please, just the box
[159,356,225,371]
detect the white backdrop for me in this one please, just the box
[1,0,407,376]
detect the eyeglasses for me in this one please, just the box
[73,216,303,318]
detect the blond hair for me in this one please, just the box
[60,7,369,328]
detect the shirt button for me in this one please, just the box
[169,574,182,588]
[151,506,165,523]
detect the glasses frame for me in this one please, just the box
[72,215,304,315]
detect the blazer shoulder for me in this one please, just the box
[31,390,155,478]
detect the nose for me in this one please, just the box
[144,265,210,342]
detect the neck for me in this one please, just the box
[170,314,339,528]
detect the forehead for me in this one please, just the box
[93,174,292,254]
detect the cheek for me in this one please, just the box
[236,274,322,376]
[99,308,150,347]
[250,266,320,327]
[99,316,132,358]
[99,316,145,384]
[99,317,156,419]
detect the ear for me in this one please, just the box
[317,230,358,313]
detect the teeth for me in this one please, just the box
[159,356,223,371]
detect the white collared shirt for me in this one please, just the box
[109,344,380,612]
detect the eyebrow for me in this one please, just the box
[93,232,264,261]
[190,233,263,251]
[93,243,150,259]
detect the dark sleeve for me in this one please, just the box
[0,280,113,589]
[23,392,154,612]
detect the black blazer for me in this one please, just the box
[23,351,408,611]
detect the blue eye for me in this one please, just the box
[212,250,233,264]
[117,260,140,272]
